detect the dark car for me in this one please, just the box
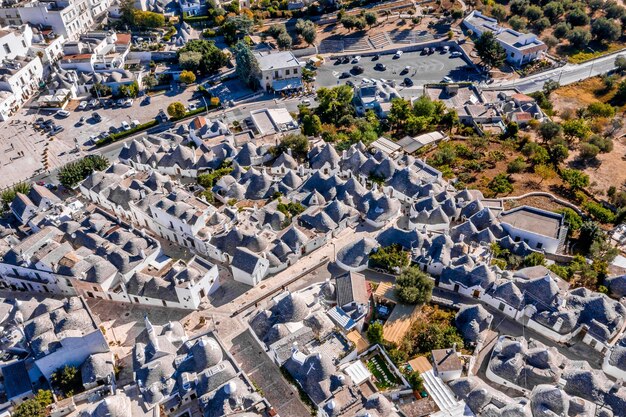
[340,71,351,79]
[403,77,414,86]
[141,96,151,106]
[374,63,386,71]
[49,126,64,136]
[346,80,355,87]
[372,54,380,61]
[92,112,102,122]
[352,65,364,74]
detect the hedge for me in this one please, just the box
[170,105,219,121]
[96,120,159,147]
[182,12,211,22]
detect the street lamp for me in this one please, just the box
[587,47,597,78]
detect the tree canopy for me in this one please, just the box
[366,321,384,344]
[233,40,260,89]
[167,102,186,118]
[177,40,228,75]
[395,266,434,304]
[475,31,506,68]
[57,155,109,189]
[13,390,53,417]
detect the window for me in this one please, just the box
[536,242,543,250]
[293,68,298,74]
[285,69,290,75]
[274,70,279,78]
[21,40,26,48]
[498,303,505,311]
[3,44,10,54]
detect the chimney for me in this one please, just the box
[452,343,457,353]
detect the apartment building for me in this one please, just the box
[254,50,303,92]
[0,53,43,120]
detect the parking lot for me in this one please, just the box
[315,48,480,94]
[53,87,202,146]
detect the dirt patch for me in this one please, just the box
[569,136,626,196]
[503,195,570,212]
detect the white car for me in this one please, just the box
[56,110,70,117]
[123,99,134,107]
[188,103,198,111]
[394,50,403,58]
[450,51,462,58]
[352,55,361,63]
[442,46,450,53]
[130,119,140,128]
[78,101,88,110]
[442,76,453,83]
[121,121,131,131]
[301,99,311,106]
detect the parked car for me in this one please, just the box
[403,77,414,86]
[422,48,430,55]
[374,63,386,71]
[352,56,361,63]
[400,66,411,75]
[56,110,70,118]
[116,98,125,107]
[123,99,133,107]
[301,99,311,106]
[92,112,102,122]
[89,99,99,108]
[442,76,453,83]
[157,109,168,122]
[372,54,380,61]
[450,51,462,58]
[121,121,131,131]
[188,103,198,111]
[76,117,85,126]
[130,119,140,128]
[141,96,151,106]
[78,101,88,110]
[345,80,355,87]
[340,71,351,79]
[442,46,450,53]
[394,50,403,58]
[49,125,64,135]
[352,65,364,74]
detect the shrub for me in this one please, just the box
[583,201,615,223]
[561,168,589,189]
[507,157,528,173]
[96,120,159,146]
[366,321,383,344]
[167,101,186,118]
[1,181,30,211]
[488,174,514,195]
[556,207,583,231]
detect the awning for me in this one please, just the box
[272,78,303,91]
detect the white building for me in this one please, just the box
[0,0,99,41]
[59,31,130,73]
[231,247,269,286]
[498,206,566,254]
[250,108,299,136]
[463,11,547,66]
[0,54,43,120]
[254,50,302,92]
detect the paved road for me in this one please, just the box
[497,49,625,93]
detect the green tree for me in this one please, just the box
[562,118,591,142]
[488,174,514,195]
[178,51,203,71]
[561,168,590,189]
[57,155,109,188]
[579,142,600,160]
[233,40,260,89]
[142,74,157,89]
[388,98,412,132]
[300,110,322,137]
[586,102,615,118]
[557,207,583,231]
[534,164,557,183]
[538,121,563,143]
[547,142,569,166]
[90,83,112,98]
[507,157,527,173]
[566,8,590,26]
[295,19,316,44]
[544,1,564,23]
[276,133,309,159]
[615,55,626,73]
[221,15,254,45]
[395,266,434,304]
[554,22,571,39]
[523,252,546,267]
[475,31,507,68]
[51,365,82,396]
[13,390,53,417]
[406,371,424,391]
[1,181,31,211]
[490,5,507,21]
[133,10,165,27]
[524,5,543,20]
[567,27,591,48]
[178,70,196,84]
[364,11,377,27]
[277,31,292,49]
[509,16,527,31]
[177,40,228,75]
[118,81,138,98]
[370,244,409,272]
[591,17,620,43]
[167,101,186,118]
[315,85,354,124]
[366,321,384,344]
